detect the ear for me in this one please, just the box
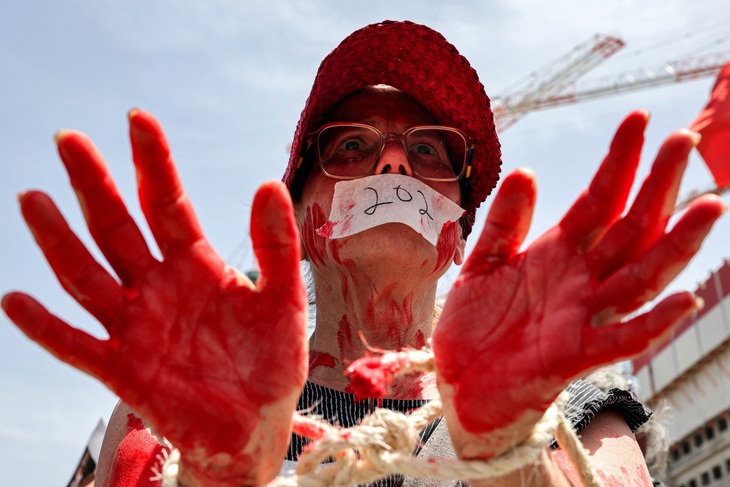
[453,233,467,265]
[293,202,309,262]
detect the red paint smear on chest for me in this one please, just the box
[393,380,425,400]
[292,414,329,441]
[596,465,651,487]
[346,354,401,400]
[433,221,457,273]
[302,203,329,267]
[309,350,336,371]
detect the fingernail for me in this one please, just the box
[640,109,651,122]
[0,293,11,312]
[694,296,705,311]
[128,108,141,120]
[16,191,27,202]
[54,130,72,144]
[689,130,702,146]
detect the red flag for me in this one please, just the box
[689,62,730,188]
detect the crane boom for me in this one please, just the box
[495,51,730,131]
[505,34,625,99]
[492,34,625,131]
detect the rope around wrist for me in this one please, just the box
[157,348,603,486]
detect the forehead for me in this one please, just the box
[321,88,439,128]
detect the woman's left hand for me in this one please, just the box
[2,111,309,485]
[433,111,725,459]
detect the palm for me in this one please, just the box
[104,244,305,478]
[433,111,725,458]
[2,111,307,484]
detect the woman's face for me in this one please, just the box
[294,88,466,275]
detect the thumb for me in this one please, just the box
[250,181,305,298]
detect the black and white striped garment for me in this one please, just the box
[286,379,652,486]
[561,379,652,437]
[285,381,441,487]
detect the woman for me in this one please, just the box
[2,20,725,486]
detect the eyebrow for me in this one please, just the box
[340,120,425,133]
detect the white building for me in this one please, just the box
[634,259,730,487]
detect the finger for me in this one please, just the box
[19,191,123,329]
[250,181,305,299]
[588,130,698,278]
[2,292,112,382]
[128,109,205,255]
[593,194,726,321]
[463,168,536,274]
[560,111,649,250]
[583,292,699,365]
[56,130,156,284]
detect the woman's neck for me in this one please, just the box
[306,267,439,399]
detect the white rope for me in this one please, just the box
[268,397,567,486]
[158,348,603,486]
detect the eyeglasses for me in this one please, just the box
[305,122,475,182]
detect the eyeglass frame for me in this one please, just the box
[302,122,476,182]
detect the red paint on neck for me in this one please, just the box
[337,314,356,362]
[317,220,334,238]
[384,292,415,344]
[434,221,457,273]
[302,203,329,267]
[329,239,343,265]
[402,292,414,328]
[414,329,427,350]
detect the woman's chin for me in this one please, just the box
[337,223,447,272]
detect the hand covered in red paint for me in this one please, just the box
[433,111,726,459]
[1,111,308,485]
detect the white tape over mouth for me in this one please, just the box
[316,174,465,246]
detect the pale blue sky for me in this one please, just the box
[2,2,729,485]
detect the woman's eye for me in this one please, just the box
[412,143,437,155]
[342,139,363,151]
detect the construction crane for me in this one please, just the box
[492,33,625,131]
[493,37,730,132]
[492,34,730,208]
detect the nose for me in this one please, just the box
[373,140,414,176]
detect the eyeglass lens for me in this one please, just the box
[317,125,466,180]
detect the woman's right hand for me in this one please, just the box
[434,111,725,461]
[2,110,308,486]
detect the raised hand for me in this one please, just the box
[433,111,726,459]
[1,110,308,485]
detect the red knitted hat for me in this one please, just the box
[283,20,502,237]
